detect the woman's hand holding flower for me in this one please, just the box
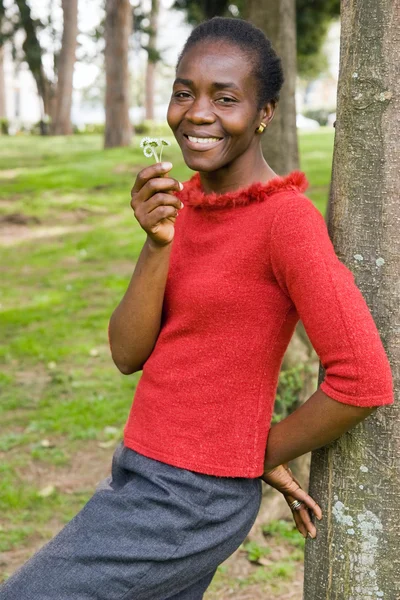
[130,161,184,247]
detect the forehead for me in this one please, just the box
[176,39,254,87]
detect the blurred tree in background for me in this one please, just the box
[173,0,340,79]
[144,0,161,120]
[173,0,340,173]
[7,0,79,134]
[0,0,339,150]
[0,0,10,124]
[52,0,78,135]
[104,0,133,148]
[245,0,299,175]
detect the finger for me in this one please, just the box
[138,177,183,203]
[287,475,323,522]
[285,496,317,538]
[145,205,179,229]
[297,505,317,538]
[284,483,322,520]
[145,193,184,213]
[291,509,308,538]
[286,494,319,538]
[131,162,173,194]
[285,496,307,537]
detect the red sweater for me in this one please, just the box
[122,171,394,478]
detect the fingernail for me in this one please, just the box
[180,202,184,208]
[179,182,184,191]
[161,162,173,170]
[307,532,315,539]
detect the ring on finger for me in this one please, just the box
[289,500,304,511]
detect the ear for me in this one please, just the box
[261,101,276,127]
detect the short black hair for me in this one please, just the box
[176,16,284,110]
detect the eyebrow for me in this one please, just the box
[173,78,240,91]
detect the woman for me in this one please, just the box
[1,16,393,600]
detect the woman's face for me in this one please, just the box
[167,40,265,174]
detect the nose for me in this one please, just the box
[184,96,216,125]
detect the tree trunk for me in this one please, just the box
[104,0,133,148]
[15,0,54,125]
[304,1,399,597]
[0,45,6,121]
[52,0,78,135]
[245,0,299,175]
[145,0,160,121]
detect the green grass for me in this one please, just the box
[206,518,306,596]
[0,130,333,579]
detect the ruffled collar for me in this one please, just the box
[178,170,309,209]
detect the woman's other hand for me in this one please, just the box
[260,463,322,538]
[130,162,184,247]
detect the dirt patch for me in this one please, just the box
[0,169,23,180]
[14,366,51,389]
[204,543,304,599]
[0,441,116,580]
[0,223,93,247]
[0,213,40,226]
[112,164,143,175]
[13,439,114,493]
[0,212,126,247]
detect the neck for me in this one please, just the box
[198,145,277,195]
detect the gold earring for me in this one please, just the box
[256,122,267,134]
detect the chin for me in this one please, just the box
[182,152,225,173]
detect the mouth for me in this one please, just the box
[182,134,224,152]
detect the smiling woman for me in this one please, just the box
[166,23,283,188]
[1,15,394,600]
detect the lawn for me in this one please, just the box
[0,128,334,592]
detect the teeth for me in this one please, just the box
[187,136,221,144]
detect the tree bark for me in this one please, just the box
[104,0,133,148]
[15,0,54,122]
[0,45,6,121]
[52,0,78,135]
[245,0,299,175]
[303,1,399,597]
[145,0,160,121]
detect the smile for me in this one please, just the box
[183,135,224,151]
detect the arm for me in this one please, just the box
[268,195,394,414]
[108,162,183,374]
[263,387,376,472]
[260,195,394,535]
[108,239,172,374]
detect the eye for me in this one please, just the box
[216,97,237,104]
[174,92,192,99]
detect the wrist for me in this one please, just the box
[145,236,173,253]
[263,424,282,472]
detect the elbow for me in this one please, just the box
[114,360,142,375]
[110,352,143,375]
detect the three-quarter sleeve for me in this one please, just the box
[269,197,394,407]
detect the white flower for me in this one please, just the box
[140,137,171,162]
[143,145,154,158]
[140,136,152,148]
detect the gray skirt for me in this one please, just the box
[0,442,262,600]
